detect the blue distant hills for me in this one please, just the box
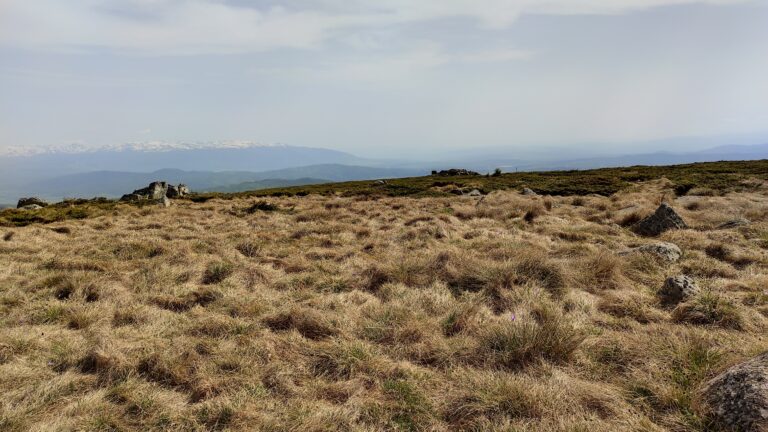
[1,141,767,204]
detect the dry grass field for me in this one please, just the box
[1,177,767,431]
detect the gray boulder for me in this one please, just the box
[659,275,699,305]
[717,218,751,230]
[632,203,687,237]
[620,242,682,263]
[17,197,48,208]
[159,196,171,208]
[698,352,768,432]
[20,204,43,210]
[521,188,538,196]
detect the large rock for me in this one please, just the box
[620,242,682,262]
[120,182,188,202]
[698,352,768,432]
[17,197,48,208]
[521,187,538,196]
[658,275,699,305]
[632,203,687,237]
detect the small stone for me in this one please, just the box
[465,189,483,197]
[717,218,751,230]
[619,242,682,262]
[632,203,688,237]
[658,275,699,305]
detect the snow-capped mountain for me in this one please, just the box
[0,140,284,157]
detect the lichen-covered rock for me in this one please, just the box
[698,352,768,432]
[17,197,49,208]
[620,242,682,262]
[658,275,699,304]
[632,203,687,237]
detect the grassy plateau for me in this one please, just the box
[0,160,767,431]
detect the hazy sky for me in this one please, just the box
[1,0,767,157]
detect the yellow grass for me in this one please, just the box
[1,178,767,431]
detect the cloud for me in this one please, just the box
[0,0,750,55]
[250,45,531,83]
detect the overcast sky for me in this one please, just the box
[1,0,767,157]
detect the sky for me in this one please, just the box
[1,0,767,158]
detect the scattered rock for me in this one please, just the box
[20,204,43,210]
[120,181,188,202]
[717,218,751,230]
[17,197,48,208]
[521,188,538,196]
[465,189,483,197]
[431,169,480,177]
[698,352,768,432]
[373,180,387,186]
[619,242,682,262]
[658,275,699,305]
[159,196,171,208]
[632,203,687,237]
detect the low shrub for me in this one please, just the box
[672,292,743,329]
[475,307,584,369]
[202,262,234,285]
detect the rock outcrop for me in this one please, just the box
[620,242,682,262]
[698,352,768,432]
[17,197,48,208]
[120,182,189,202]
[658,275,699,305]
[431,169,480,177]
[632,203,687,237]
[167,184,190,198]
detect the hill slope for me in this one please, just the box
[0,174,766,430]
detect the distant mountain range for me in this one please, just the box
[7,164,425,202]
[0,144,369,202]
[1,140,767,205]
